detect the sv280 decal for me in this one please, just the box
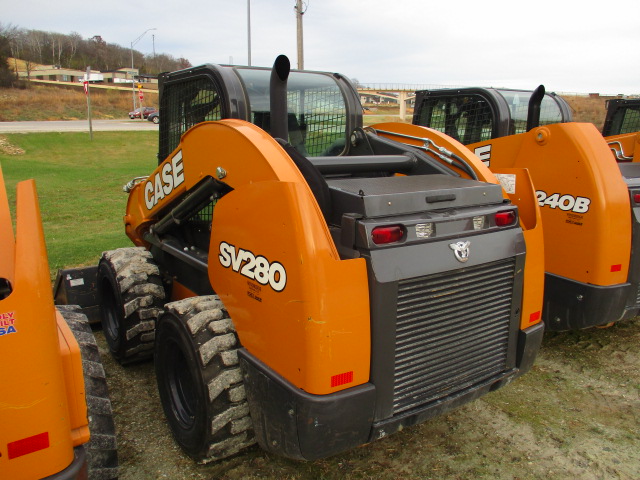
[218,242,287,292]
[535,191,591,213]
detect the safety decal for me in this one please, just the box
[494,173,516,194]
[218,242,287,292]
[144,150,185,210]
[0,311,17,336]
[536,191,591,213]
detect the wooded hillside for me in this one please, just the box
[0,23,191,85]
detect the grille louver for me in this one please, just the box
[393,259,516,414]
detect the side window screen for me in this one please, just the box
[160,77,223,160]
[417,96,493,144]
[619,108,640,134]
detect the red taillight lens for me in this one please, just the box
[372,225,404,244]
[495,210,516,227]
[634,193,640,204]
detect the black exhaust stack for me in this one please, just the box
[526,85,546,132]
[269,55,291,141]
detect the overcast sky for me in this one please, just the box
[4,0,639,94]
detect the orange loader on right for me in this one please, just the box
[602,98,640,163]
[413,85,640,331]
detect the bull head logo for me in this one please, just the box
[449,241,471,263]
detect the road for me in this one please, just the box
[0,119,157,133]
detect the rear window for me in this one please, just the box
[497,90,564,134]
[236,68,348,156]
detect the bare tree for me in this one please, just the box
[26,29,47,65]
[67,31,81,66]
[51,33,66,66]
[0,23,21,76]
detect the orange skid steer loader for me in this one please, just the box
[413,85,640,330]
[81,56,544,463]
[601,98,640,163]
[0,166,118,480]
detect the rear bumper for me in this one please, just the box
[543,273,639,331]
[239,321,543,461]
[42,446,87,480]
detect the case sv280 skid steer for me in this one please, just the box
[94,56,545,463]
[413,86,640,331]
[0,166,118,479]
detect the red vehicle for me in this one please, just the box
[128,106,157,119]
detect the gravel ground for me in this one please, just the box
[96,317,640,480]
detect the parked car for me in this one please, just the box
[129,107,157,119]
[147,112,160,124]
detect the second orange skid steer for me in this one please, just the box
[601,98,640,163]
[413,85,640,330]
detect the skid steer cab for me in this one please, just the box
[413,85,640,330]
[601,98,640,163]
[93,55,544,463]
[0,167,117,480]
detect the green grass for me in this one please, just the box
[1,132,159,276]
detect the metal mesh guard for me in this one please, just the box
[393,258,515,414]
[161,77,222,159]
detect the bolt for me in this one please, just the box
[216,166,227,179]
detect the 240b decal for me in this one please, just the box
[219,242,287,292]
[536,191,591,213]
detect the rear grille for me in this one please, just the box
[393,258,516,414]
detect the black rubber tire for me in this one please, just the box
[97,247,165,365]
[152,116,159,124]
[154,295,255,462]
[58,305,119,480]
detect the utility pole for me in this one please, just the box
[130,28,156,111]
[85,66,93,140]
[247,0,252,66]
[294,0,305,70]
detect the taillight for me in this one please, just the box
[372,225,405,244]
[633,193,640,204]
[495,210,516,227]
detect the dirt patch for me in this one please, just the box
[96,317,640,480]
[0,135,25,155]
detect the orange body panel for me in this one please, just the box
[370,122,501,184]
[0,171,89,479]
[492,168,545,329]
[0,169,15,284]
[469,123,631,286]
[370,123,544,328]
[605,131,640,162]
[169,280,198,302]
[126,120,371,395]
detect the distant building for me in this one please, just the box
[8,58,157,89]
